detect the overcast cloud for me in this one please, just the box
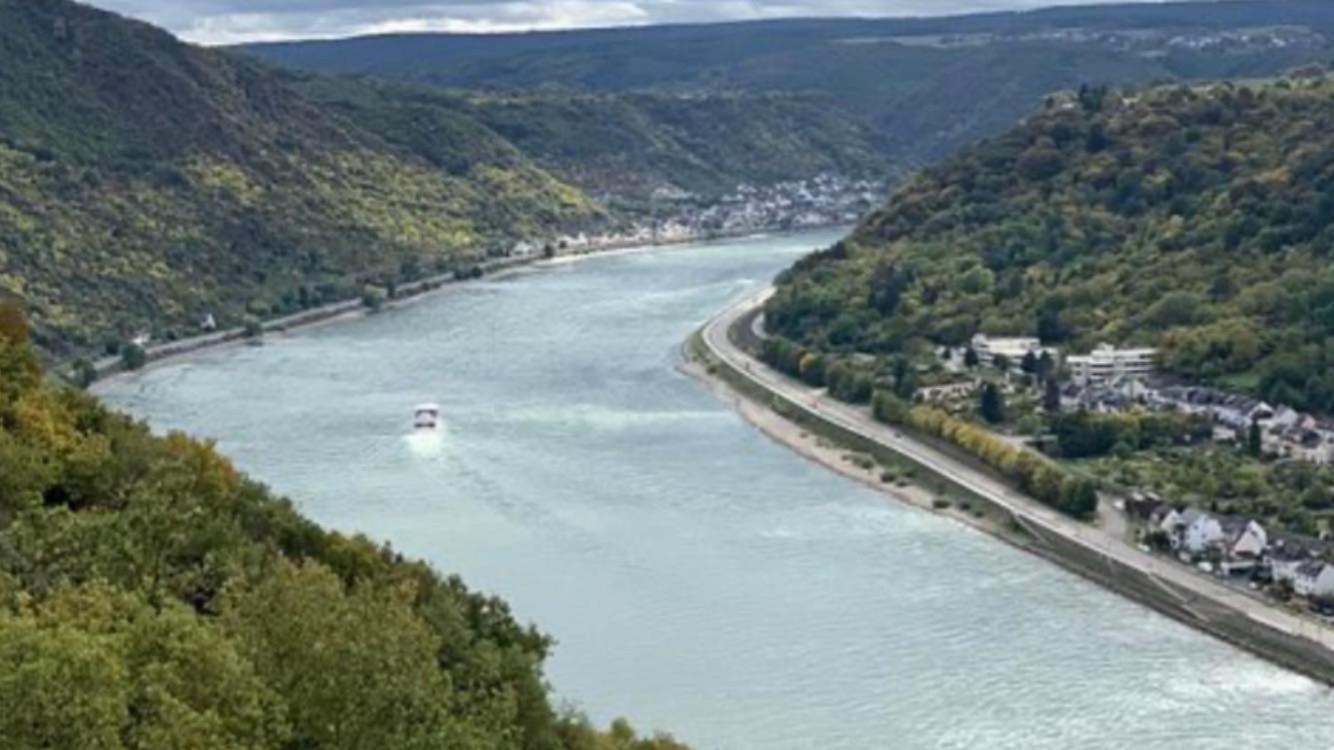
[87,0,1183,45]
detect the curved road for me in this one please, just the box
[703,288,1334,653]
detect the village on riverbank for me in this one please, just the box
[696,288,1334,686]
[923,333,1334,618]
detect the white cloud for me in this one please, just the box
[86,0,1182,45]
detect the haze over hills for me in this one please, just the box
[241,1,1334,166]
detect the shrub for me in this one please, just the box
[361,285,388,312]
[70,358,97,389]
[120,344,147,371]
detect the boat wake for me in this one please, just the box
[404,429,446,458]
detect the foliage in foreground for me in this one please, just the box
[0,308,685,749]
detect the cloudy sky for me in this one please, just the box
[88,0,1182,45]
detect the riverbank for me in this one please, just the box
[686,289,1334,687]
[89,224,840,387]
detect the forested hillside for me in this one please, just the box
[766,75,1334,413]
[0,0,894,357]
[292,75,893,203]
[0,307,684,748]
[0,0,600,356]
[243,1,1334,167]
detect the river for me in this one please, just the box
[98,229,1334,748]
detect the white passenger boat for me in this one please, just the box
[412,402,442,431]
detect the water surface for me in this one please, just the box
[100,231,1334,748]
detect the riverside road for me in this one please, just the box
[702,288,1334,660]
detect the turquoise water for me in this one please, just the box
[99,230,1334,748]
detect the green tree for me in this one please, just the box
[222,562,466,750]
[362,285,388,312]
[798,352,827,387]
[963,346,979,369]
[0,613,130,750]
[1247,419,1264,458]
[891,357,916,400]
[1043,377,1062,414]
[70,358,98,389]
[1020,351,1039,375]
[979,383,1006,424]
[1036,351,1054,383]
[1059,479,1100,518]
[121,344,148,371]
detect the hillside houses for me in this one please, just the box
[1062,380,1334,466]
[1148,385,1334,464]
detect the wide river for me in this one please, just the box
[100,229,1333,748]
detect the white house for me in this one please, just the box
[1219,517,1268,574]
[1183,512,1224,556]
[1165,509,1225,556]
[1158,507,1182,536]
[1067,343,1157,386]
[1226,519,1268,559]
[969,334,1055,369]
[1292,561,1334,600]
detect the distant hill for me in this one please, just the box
[290,75,894,204]
[765,75,1334,414]
[241,1,1334,166]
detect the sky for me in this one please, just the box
[88,0,1184,45]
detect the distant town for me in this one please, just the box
[515,174,888,256]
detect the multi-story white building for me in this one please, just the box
[1067,343,1157,385]
[969,334,1054,369]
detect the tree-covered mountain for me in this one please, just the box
[0,307,687,747]
[290,75,893,204]
[0,0,886,357]
[241,1,1334,168]
[765,74,1334,413]
[0,0,600,356]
